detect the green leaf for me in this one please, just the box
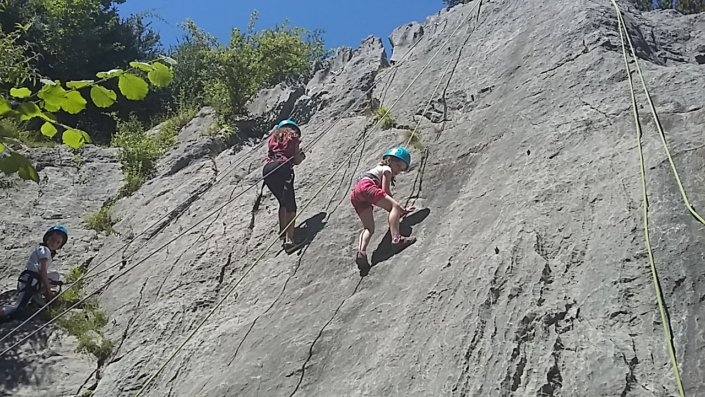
[40,78,56,86]
[96,69,123,78]
[90,86,117,108]
[10,87,31,98]
[61,91,87,114]
[0,143,4,152]
[37,84,67,109]
[41,100,60,112]
[41,122,58,138]
[80,130,92,144]
[62,129,89,148]
[18,102,41,121]
[118,74,149,100]
[129,61,154,72]
[0,151,38,183]
[0,151,20,174]
[67,80,94,89]
[0,97,12,115]
[147,62,173,87]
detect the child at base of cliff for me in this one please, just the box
[0,226,68,320]
[350,147,417,276]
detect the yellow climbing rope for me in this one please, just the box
[610,1,686,396]
[132,8,476,397]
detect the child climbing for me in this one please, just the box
[263,120,307,254]
[0,225,68,320]
[350,147,417,276]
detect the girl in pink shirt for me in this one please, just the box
[262,120,306,254]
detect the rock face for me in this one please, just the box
[2,1,705,396]
[0,145,122,397]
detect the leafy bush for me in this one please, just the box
[44,263,114,364]
[157,100,199,149]
[85,204,115,235]
[110,102,195,197]
[0,118,55,147]
[0,55,175,183]
[634,0,705,13]
[374,106,396,130]
[111,115,161,195]
[173,12,330,130]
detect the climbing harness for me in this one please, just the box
[0,5,466,353]
[610,1,700,395]
[132,7,477,396]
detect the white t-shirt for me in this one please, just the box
[360,165,392,187]
[26,245,52,273]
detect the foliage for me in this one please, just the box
[157,99,199,148]
[173,12,330,128]
[84,203,115,235]
[0,1,36,89]
[403,129,425,151]
[443,0,472,7]
[0,0,165,137]
[0,118,55,147]
[635,0,705,13]
[374,106,396,130]
[111,114,159,196]
[0,54,175,183]
[44,262,114,364]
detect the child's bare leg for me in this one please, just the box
[284,210,296,243]
[357,207,375,254]
[374,196,403,238]
[278,206,288,238]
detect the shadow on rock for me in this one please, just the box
[371,208,431,267]
[289,212,328,254]
[0,289,52,392]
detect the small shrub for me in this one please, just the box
[85,204,115,236]
[0,119,56,148]
[402,129,425,151]
[374,106,396,130]
[111,115,161,194]
[158,101,199,150]
[118,173,145,198]
[47,263,114,364]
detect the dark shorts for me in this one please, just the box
[263,160,297,212]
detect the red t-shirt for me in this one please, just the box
[266,134,299,164]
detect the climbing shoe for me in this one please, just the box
[356,251,371,277]
[283,240,305,255]
[391,235,416,247]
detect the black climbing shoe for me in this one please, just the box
[356,251,370,277]
[283,240,305,255]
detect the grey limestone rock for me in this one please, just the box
[2,1,705,396]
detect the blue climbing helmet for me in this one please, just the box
[277,119,301,136]
[43,225,68,249]
[383,147,411,168]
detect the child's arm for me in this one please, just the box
[292,140,306,165]
[38,258,53,297]
[382,170,394,196]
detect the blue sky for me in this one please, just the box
[118,0,446,56]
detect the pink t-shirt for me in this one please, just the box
[266,134,299,163]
